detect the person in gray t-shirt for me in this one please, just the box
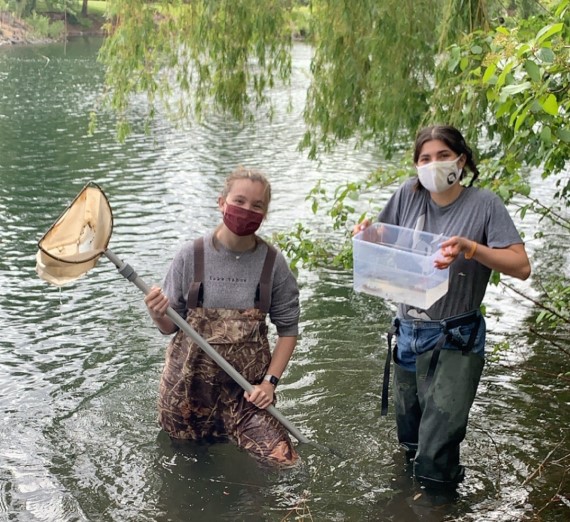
[144,167,300,466]
[355,125,530,486]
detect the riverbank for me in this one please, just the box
[0,11,105,47]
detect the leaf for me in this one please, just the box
[482,63,497,84]
[540,126,552,144]
[540,94,559,116]
[523,60,541,82]
[535,23,564,45]
[514,105,531,132]
[556,128,570,143]
[496,61,515,89]
[470,45,483,55]
[496,100,513,118]
[501,82,532,96]
[537,48,556,63]
[516,43,531,58]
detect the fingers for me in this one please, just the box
[245,385,274,409]
[144,286,169,318]
[352,218,371,236]
[435,236,473,269]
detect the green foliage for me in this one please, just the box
[87,1,107,17]
[96,0,292,141]
[25,11,64,38]
[428,0,570,205]
[273,166,406,272]
[301,0,440,159]
[534,280,570,327]
[290,5,311,39]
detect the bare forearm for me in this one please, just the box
[267,336,297,378]
[467,242,531,280]
[439,237,531,280]
[244,335,297,409]
[152,315,177,335]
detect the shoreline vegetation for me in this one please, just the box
[0,3,311,47]
[0,10,105,47]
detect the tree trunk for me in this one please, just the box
[82,0,88,16]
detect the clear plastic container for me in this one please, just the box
[353,223,449,309]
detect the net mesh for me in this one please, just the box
[36,183,113,286]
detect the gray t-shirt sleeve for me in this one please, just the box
[162,241,195,320]
[269,252,300,337]
[482,191,524,248]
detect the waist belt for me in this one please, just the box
[381,310,482,416]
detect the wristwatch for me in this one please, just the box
[263,374,279,387]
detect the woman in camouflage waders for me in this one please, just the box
[355,126,531,486]
[144,167,300,466]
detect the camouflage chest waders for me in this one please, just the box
[382,310,485,486]
[158,238,297,465]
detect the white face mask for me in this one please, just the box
[416,157,463,193]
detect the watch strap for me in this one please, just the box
[263,374,279,386]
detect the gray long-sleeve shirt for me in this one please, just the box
[163,232,300,336]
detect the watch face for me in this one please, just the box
[265,374,279,386]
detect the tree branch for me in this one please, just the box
[523,437,567,486]
[499,281,570,325]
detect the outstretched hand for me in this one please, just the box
[435,236,472,269]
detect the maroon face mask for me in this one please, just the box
[223,203,264,236]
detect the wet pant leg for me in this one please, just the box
[413,349,484,485]
[394,364,421,455]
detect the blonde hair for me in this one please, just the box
[221,166,272,208]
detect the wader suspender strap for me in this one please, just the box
[186,238,277,312]
[381,319,400,416]
[422,312,482,390]
[254,244,277,313]
[187,237,205,309]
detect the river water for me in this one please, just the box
[0,38,568,521]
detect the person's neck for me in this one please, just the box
[429,184,464,207]
[214,226,257,252]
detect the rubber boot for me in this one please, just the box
[413,349,484,486]
[393,364,422,456]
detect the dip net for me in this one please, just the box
[36,182,113,286]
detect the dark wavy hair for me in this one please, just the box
[413,125,479,189]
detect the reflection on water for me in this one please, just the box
[0,38,568,521]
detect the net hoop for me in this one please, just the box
[36,182,114,286]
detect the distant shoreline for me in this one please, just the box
[0,11,105,47]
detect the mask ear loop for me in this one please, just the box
[456,154,471,185]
